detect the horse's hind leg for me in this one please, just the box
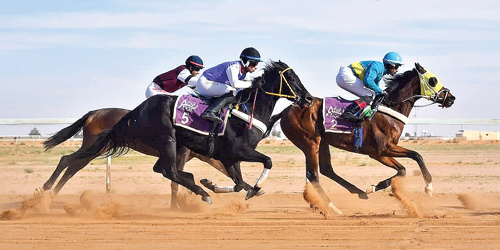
[318,140,368,199]
[37,154,72,193]
[367,156,406,194]
[51,155,95,195]
[153,135,211,204]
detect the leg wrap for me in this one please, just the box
[214,185,235,193]
[254,168,270,189]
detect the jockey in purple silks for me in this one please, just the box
[196,47,262,124]
[145,55,204,98]
[336,52,404,122]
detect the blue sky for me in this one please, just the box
[1,0,499,136]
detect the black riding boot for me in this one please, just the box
[340,102,363,122]
[341,96,373,123]
[201,93,235,124]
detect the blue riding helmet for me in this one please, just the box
[383,52,403,66]
[185,55,204,70]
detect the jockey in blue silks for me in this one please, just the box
[197,47,262,124]
[336,52,403,122]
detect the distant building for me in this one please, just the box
[456,130,500,140]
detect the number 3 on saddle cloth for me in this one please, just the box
[173,95,229,136]
[323,97,364,153]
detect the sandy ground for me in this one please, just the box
[1,139,500,249]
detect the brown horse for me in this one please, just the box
[267,63,455,214]
[37,108,256,209]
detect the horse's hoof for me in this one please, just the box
[200,179,215,192]
[366,185,376,194]
[34,187,44,197]
[34,187,54,198]
[245,188,259,200]
[425,183,433,197]
[328,202,343,215]
[200,179,212,186]
[255,189,265,197]
[358,192,369,200]
[202,196,212,204]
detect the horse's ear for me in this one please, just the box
[428,77,438,87]
[415,62,425,73]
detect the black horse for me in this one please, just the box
[74,61,312,204]
[37,107,251,209]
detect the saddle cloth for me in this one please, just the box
[323,97,357,133]
[173,95,229,136]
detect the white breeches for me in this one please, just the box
[171,85,197,96]
[336,66,374,98]
[145,82,170,98]
[196,75,236,98]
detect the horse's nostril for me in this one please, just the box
[305,95,313,103]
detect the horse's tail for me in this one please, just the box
[44,110,97,151]
[72,113,134,159]
[264,105,291,138]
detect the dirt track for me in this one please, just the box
[1,140,500,249]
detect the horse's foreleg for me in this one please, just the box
[368,156,406,194]
[383,144,433,197]
[318,140,368,199]
[192,152,256,193]
[305,148,342,215]
[200,162,244,194]
[170,146,191,210]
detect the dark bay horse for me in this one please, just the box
[73,61,312,204]
[37,107,247,209]
[267,63,455,214]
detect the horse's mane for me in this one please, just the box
[235,60,285,104]
[381,68,418,106]
[384,68,417,94]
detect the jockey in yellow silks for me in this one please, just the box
[336,52,403,122]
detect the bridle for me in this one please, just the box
[400,69,451,108]
[259,67,298,101]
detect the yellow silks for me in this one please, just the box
[419,69,443,97]
[350,61,365,81]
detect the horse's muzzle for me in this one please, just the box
[298,93,314,107]
[441,95,455,108]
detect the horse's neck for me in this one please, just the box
[249,94,277,124]
[386,77,419,118]
[388,99,414,118]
